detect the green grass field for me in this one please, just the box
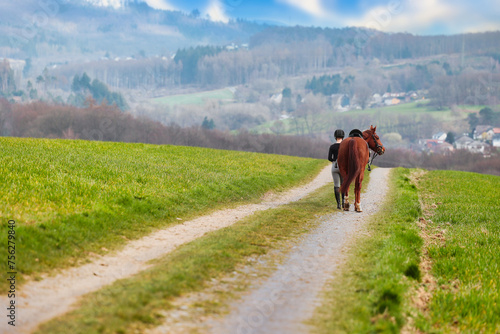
[311,168,500,333]
[416,170,500,333]
[0,137,325,288]
[151,87,235,106]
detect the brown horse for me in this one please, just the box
[338,126,385,212]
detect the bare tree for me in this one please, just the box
[296,93,325,136]
[354,84,372,109]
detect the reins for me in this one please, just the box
[367,152,378,171]
[366,132,382,172]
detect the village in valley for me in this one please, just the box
[418,126,499,157]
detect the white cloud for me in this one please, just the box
[277,0,328,17]
[384,0,456,33]
[84,0,176,11]
[342,0,500,35]
[205,0,229,23]
[143,0,176,11]
[85,0,124,9]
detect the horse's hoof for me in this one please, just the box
[343,202,350,211]
[355,203,362,212]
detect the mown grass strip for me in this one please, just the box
[415,170,500,333]
[35,176,343,334]
[0,137,325,289]
[151,88,234,106]
[311,168,423,333]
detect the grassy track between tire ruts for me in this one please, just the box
[415,170,500,333]
[0,137,326,289]
[34,174,349,334]
[311,168,423,333]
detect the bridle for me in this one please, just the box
[365,131,384,171]
[370,133,384,154]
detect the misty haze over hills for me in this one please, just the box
[0,0,265,65]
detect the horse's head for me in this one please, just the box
[363,125,385,155]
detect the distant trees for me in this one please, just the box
[0,60,16,96]
[478,107,500,125]
[26,81,37,100]
[0,99,329,159]
[251,27,500,65]
[445,131,455,144]
[475,107,500,126]
[23,58,32,77]
[69,73,128,110]
[467,113,479,135]
[201,116,215,129]
[281,87,294,112]
[429,70,500,109]
[377,148,500,176]
[305,75,342,95]
[72,73,91,92]
[196,38,334,87]
[295,93,324,135]
[0,98,12,136]
[51,57,182,91]
[174,46,223,84]
[442,62,453,76]
[354,84,372,110]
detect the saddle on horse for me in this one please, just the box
[348,129,364,138]
[348,129,371,168]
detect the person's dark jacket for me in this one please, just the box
[328,143,340,162]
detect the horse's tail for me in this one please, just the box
[340,139,360,195]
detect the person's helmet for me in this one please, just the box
[334,129,345,139]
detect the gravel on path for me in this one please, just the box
[207,167,391,334]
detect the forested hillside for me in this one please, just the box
[251,27,500,61]
[41,28,500,95]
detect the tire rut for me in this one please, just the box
[0,166,332,334]
[147,168,391,334]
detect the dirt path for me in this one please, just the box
[148,167,391,334]
[209,168,391,334]
[0,165,332,334]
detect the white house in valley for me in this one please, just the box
[473,125,494,141]
[455,135,491,156]
[493,128,500,148]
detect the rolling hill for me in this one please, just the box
[0,137,325,288]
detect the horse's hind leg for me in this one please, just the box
[343,186,350,211]
[354,175,363,212]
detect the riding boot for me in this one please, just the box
[334,187,341,209]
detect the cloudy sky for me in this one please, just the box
[138,0,500,35]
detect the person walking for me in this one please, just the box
[328,129,345,209]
